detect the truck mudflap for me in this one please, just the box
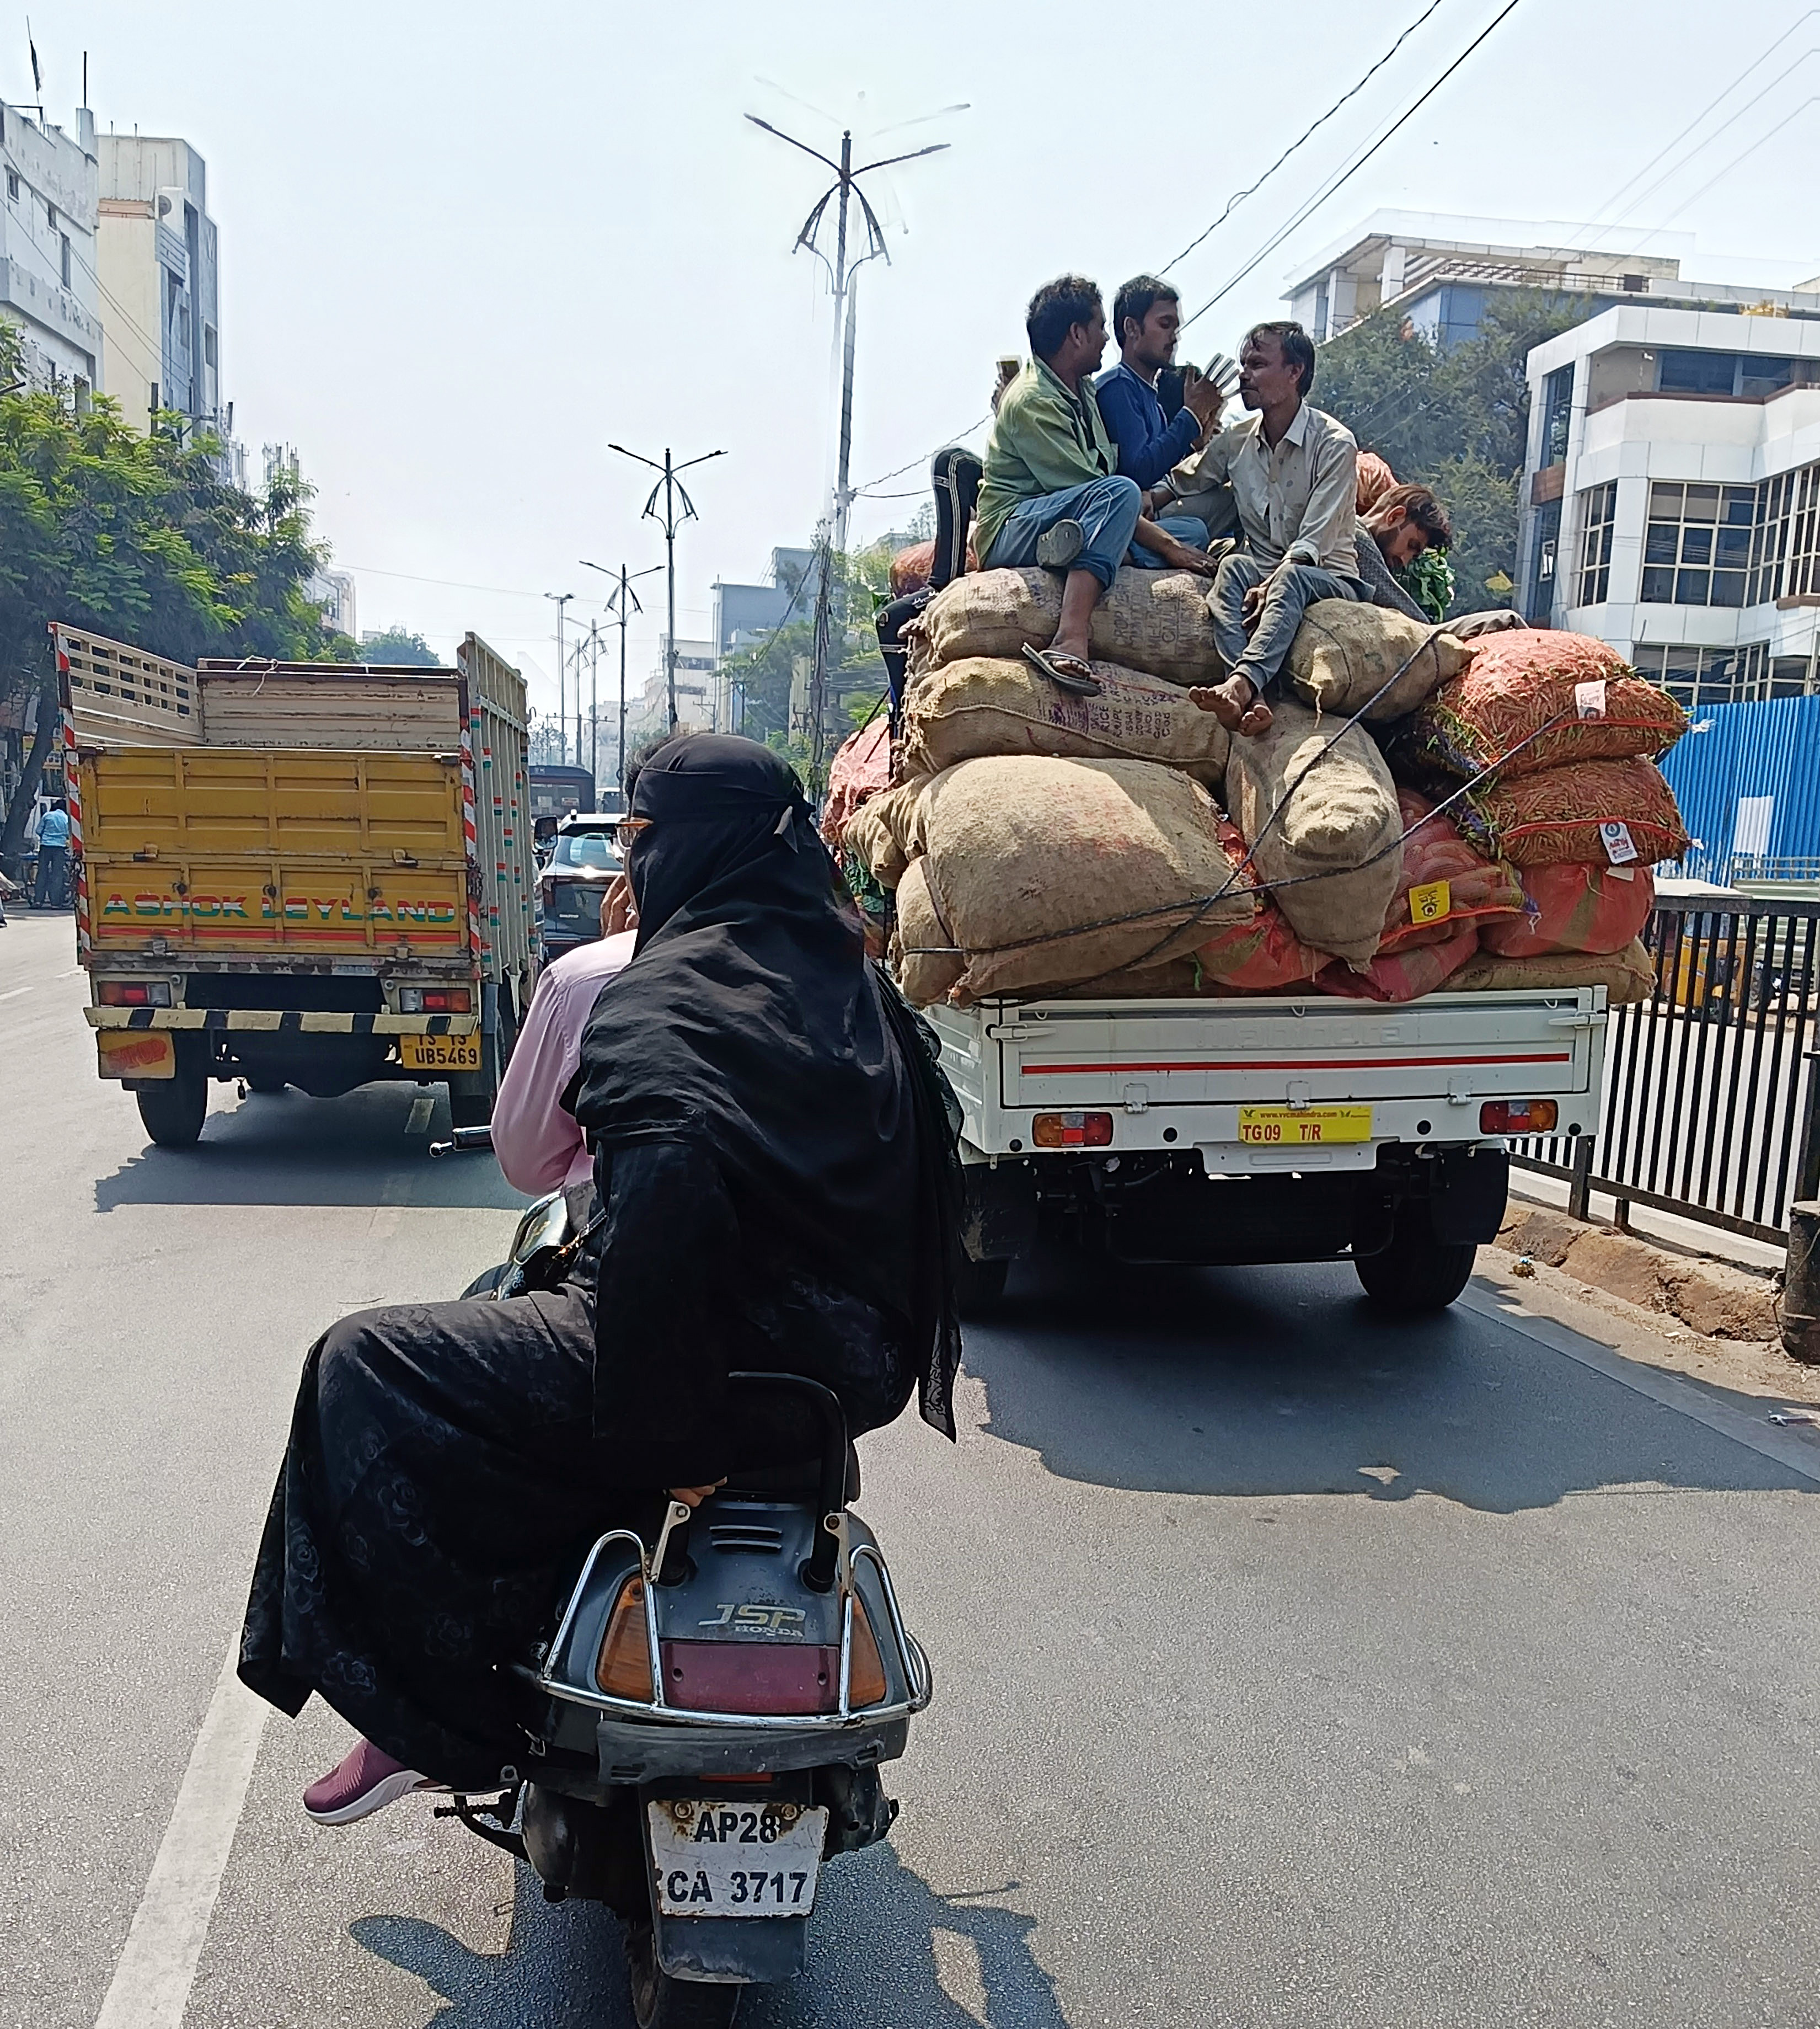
[1356,1145,1511,1256]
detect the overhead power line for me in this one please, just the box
[1160,0,1450,277]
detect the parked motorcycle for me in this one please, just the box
[431,1128,934,2026]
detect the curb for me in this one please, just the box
[1492,1203,1782,1347]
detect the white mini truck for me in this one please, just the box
[926,983,1608,1315]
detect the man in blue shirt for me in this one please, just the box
[1095,275,1229,562]
[34,798,71,909]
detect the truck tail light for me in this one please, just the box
[595,1577,654,1701]
[1480,1099,1557,1135]
[398,987,472,1013]
[1032,1110,1114,1148]
[98,980,172,1006]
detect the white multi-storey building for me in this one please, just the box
[0,102,102,397]
[1518,304,1820,709]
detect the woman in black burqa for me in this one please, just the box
[238,733,962,1818]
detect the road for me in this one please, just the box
[6,907,1820,2029]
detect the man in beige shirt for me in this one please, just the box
[1184,322,1364,738]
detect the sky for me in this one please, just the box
[22,0,1820,741]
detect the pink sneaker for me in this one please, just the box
[303,1738,437,1825]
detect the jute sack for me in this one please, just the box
[891,755,1255,1006]
[843,781,921,890]
[905,567,1222,686]
[1448,937,1655,1007]
[1223,696,1403,970]
[1287,601,1471,722]
[901,655,1230,785]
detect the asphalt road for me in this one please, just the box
[6,908,1820,2029]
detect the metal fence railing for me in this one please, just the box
[1509,894,1820,1246]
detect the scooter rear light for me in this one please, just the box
[1480,1098,1557,1135]
[595,1577,655,1701]
[848,1594,888,1709]
[1031,1110,1114,1149]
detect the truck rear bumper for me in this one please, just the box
[84,1007,480,1036]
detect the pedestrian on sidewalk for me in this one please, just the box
[33,799,71,910]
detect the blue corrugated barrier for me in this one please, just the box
[1658,695,1820,884]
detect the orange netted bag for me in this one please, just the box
[1319,923,1481,1003]
[1454,757,1690,870]
[1480,862,1656,958]
[1379,788,1524,952]
[1404,631,1686,780]
[1355,451,1396,514]
[819,716,893,851]
[1190,819,1328,990]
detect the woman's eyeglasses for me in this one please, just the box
[614,818,653,851]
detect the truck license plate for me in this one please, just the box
[646,1801,827,1918]
[398,1033,481,1072]
[97,1029,175,1080]
[1238,1104,1372,1146]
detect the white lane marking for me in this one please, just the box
[58,966,81,978]
[1461,1286,1820,1487]
[92,1637,270,2029]
[0,985,33,1001]
[405,1096,435,1135]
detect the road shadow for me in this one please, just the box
[352,1841,1066,2027]
[960,1240,1818,1514]
[93,1083,528,1213]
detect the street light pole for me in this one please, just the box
[544,591,574,765]
[607,445,725,735]
[581,559,663,794]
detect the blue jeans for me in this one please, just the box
[33,843,67,908]
[1209,553,1362,697]
[1127,514,1212,569]
[983,475,1144,590]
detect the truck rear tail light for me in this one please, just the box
[1032,1110,1114,1149]
[1480,1099,1557,1135]
[398,987,472,1013]
[97,980,172,1006]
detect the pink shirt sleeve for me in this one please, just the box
[491,933,636,1195]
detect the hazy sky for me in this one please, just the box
[27,0,1820,730]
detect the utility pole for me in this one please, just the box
[581,559,663,793]
[607,446,725,734]
[747,113,950,784]
[544,591,574,765]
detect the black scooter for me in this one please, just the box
[432,1129,934,2026]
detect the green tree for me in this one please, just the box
[356,626,441,666]
[1315,292,1588,617]
[0,321,351,866]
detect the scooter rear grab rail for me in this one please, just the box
[725,1370,847,1594]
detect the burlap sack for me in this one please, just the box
[1223,696,1403,970]
[901,655,1230,786]
[1448,937,1655,1007]
[906,567,1222,686]
[843,777,929,890]
[1286,602,1471,722]
[892,755,1255,1005]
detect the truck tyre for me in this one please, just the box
[955,1253,1010,1318]
[136,1058,208,1149]
[447,1079,492,1129]
[245,1076,288,1095]
[1355,1199,1476,1314]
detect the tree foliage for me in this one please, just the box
[1316,292,1587,615]
[355,626,441,666]
[0,319,351,858]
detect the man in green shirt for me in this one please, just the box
[976,276,1214,692]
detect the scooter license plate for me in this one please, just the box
[646,1800,828,1918]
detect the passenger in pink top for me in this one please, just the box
[491,904,636,1194]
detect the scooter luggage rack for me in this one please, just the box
[531,1520,933,1731]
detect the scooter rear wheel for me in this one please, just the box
[624,1918,742,2027]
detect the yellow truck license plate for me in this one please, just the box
[398,1033,481,1072]
[1238,1104,1373,1146]
[97,1029,176,1080]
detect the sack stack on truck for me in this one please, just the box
[828,557,1691,1014]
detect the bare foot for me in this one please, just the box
[1048,634,1094,675]
[1189,675,1272,735]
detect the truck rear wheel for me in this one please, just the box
[1355,1199,1476,1315]
[955,1253,1009,1318]
[135,1057,208,1149]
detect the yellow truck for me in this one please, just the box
[55,623,536,1147]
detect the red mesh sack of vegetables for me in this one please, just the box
[1480,862,1655,959]
[1455,757,1689,869]
[1379,788,1524,953]
[1189,819,1328,991]
[818,714,892,852]
[1319,923,1481,1004]
[1405,632,1686,780]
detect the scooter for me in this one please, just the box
[431,1129,934,2026]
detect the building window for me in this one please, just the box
[4,170,17,202]
[204,325,218,369]
[1640,482,1754,606]
[1527,499,1562,623]
[1749,462,1820,605]
[1631,642,1769,709]
[1540,365,1574,466]
[1577,483,1617,605]
[60,232,71,288]
[1658,350,1794,399]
